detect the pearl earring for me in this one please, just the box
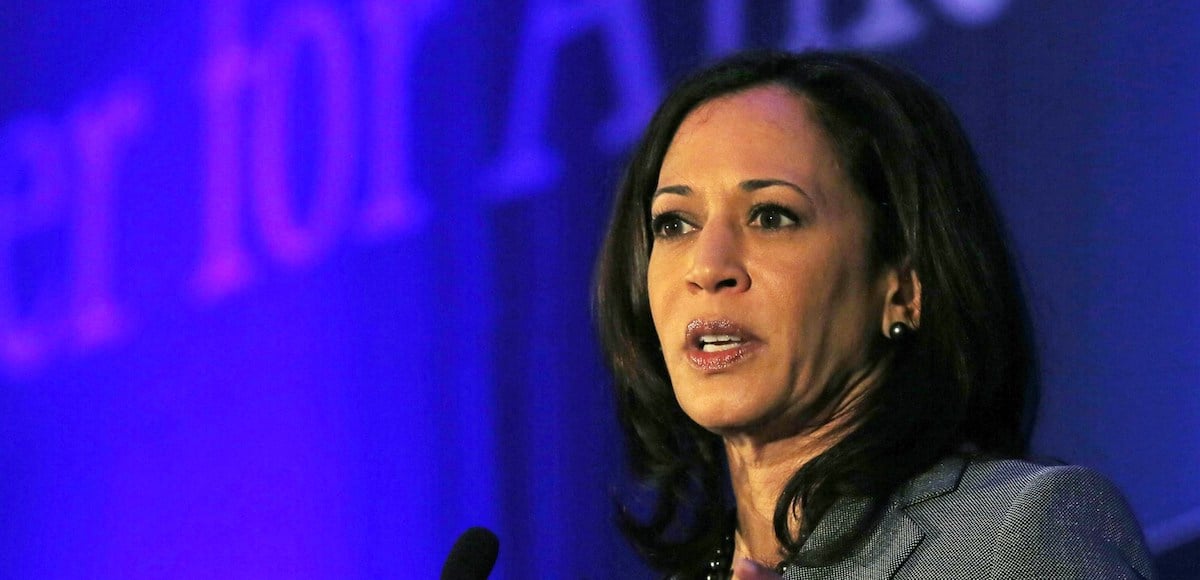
[888,321,913,340]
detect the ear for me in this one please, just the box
[880,262,922,338]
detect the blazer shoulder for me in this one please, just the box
[961,457,1095,495]
[986,461,1156,579]
[897,458,1156,579]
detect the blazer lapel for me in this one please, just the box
[783,457,968,580]
[897,456,967,509]
[783,500,923,580]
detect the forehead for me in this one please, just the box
[659,84,838,185]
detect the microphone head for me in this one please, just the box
[440,527,499,580]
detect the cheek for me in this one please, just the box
[810,265,882,356]
[770,255,871,348]
[645,252,671,333]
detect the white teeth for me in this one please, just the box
[702,342,741,352]
[698,334,743,352]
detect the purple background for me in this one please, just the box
[1,1,1198,577]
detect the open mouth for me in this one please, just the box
[684,319,761,372]
[697,334,744,352]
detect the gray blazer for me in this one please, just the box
[781,457,1155,579]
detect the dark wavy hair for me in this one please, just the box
[593,51,1037,576]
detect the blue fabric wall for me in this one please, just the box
[1,1,1196,577]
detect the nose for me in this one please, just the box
[685,221,750,293]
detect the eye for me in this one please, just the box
[650,211,695,238]
[749,203,800,230]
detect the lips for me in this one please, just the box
[684,318,762,372]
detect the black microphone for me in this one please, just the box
[440,527,499,580]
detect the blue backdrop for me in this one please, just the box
[2,1,1197,578]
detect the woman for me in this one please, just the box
[593,51,1155,579]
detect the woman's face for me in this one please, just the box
[647,84,893,437]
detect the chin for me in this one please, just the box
[675,385,774,434]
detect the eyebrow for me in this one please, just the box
[652,179,813,202]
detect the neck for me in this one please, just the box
[724,425,832,567]
[722,359,890,566]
